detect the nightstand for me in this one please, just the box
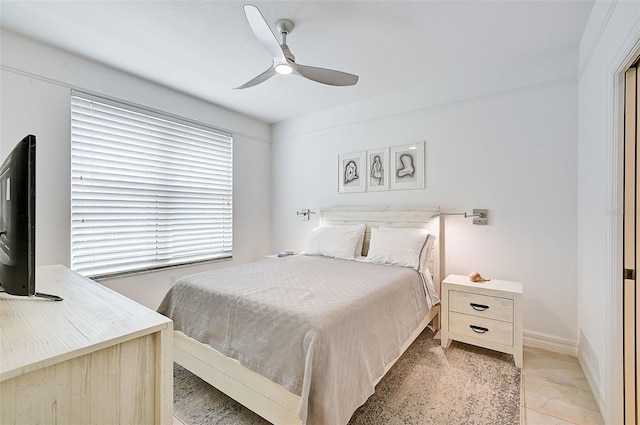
[440,274,523,368]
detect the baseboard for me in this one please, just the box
[577,350,607,422]
[523,329,577,356]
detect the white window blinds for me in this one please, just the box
[70,92,233,278]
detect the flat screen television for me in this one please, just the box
[0,135,61,301]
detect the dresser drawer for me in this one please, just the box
[448,311,513,346]
[449,290,514,322]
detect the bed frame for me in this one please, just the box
[173,206,444,424]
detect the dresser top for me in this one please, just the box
[0,265,171,381]
[442,274,523,294]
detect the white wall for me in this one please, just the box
[577,1,640,423]
[4,7,629,420]
[271,55,579,344]
[0,30,272,309]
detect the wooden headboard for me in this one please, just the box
[320,206,444,295]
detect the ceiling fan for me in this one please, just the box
[236,4,359,89]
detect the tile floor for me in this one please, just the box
[173,346,605,425]
[523,346,604,425]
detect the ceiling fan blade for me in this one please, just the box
[235,65,276,89]
[243,5,285,63]
[292,63,359,86]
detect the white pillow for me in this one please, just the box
[365,227,433,269]
[304,224,366,260]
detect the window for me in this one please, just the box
[70,92,233,278]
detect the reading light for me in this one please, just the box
[440,209,488,225]
[275,63,293,75]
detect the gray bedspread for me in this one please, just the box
[158,255,433,425]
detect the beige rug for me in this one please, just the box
[173,329,521,425]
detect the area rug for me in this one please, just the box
[173,329,521,425]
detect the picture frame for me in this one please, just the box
[390,141,425,190]
[366,148,389,191]
[338,151,366,193]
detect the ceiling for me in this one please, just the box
[0,1,594,124]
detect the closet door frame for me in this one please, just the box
[623,64,638,425]
[604,36,640,424]
[610,38,640,425]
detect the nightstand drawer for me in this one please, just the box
[449,290,513,322]
[448,312,513,346]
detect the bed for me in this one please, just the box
[158,206,444,425]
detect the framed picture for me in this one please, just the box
[338,151,366,193]
[390,141,425,190]
[366,148,389,191]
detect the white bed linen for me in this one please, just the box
[158,255,433,424]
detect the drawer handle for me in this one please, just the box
[469,303,489,311]
[470,325,489,334]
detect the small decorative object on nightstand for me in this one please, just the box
[440,274,523,368]
[266,250,296,259]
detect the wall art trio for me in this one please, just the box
[338,141,424,193]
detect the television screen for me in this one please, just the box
[0,135,61,301]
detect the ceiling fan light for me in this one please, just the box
[275,63,293,75]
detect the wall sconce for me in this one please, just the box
[296,209,316,221]
[440,209,488,225]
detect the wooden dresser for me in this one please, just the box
[0,265,173,424]
[440,273,523,368]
